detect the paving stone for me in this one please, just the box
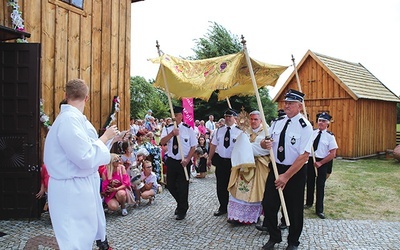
[0,173,399,249]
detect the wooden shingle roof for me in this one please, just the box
[313,51,400,102]
[274,50,400,103]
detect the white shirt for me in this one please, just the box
[269,113,313,165]
[193,126,200,138]
[211,124,242,158]
[141,171,159,192]
[313,129,338,158]
[130,124,139,136]
[205,120,216,131]
[161,122,197,160]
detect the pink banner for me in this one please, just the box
[182,98,194,128]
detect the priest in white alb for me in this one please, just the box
[227,110,270,225]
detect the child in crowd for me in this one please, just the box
[136,160,159,205]
[194,136,208,178]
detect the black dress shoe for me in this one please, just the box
[286,244,298,250]
[262,240,276,250]
[227,219,241,225]
[255,224,269,232]
[278,222,287,230]
[213,210,227,216]
[316,212,325,219]
[176,214,186,220]
[304,204,312,209]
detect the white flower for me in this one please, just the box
[8,0,25,31]
[40,114,49,123]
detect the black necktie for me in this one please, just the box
[224,127,231,148]
[172,126,179,155]
[277,119,291,162]
[313,130,322,151]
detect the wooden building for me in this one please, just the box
[0,0,142,219]
[273,50,400,159]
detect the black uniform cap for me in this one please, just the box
[284,89,305,102]
[172,106,184,114]
[224,108,238,117]
[317,112,332,121]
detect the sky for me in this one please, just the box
[131,0,400,98]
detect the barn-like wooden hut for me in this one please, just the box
[0,0,142,219]
[273,50,400,159]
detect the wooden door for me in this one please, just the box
[0,43,41,219]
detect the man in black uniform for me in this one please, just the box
[260,89,313,250]
[207,109,242,216]
[160,106,197,220]
[305,112,338,219]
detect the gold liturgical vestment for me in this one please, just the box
[228,128,270,203]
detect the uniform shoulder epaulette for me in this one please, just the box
[299,118,307,128]
[166,124,174,128]
[182,123,190,128]
[273,116,286,122]
[327,131,334,136]
[277,116,285,121]
[234,125,242,130]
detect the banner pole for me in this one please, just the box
[241,35,290,226]
[291,55,318,177]
[156,41,189,181]
[225,97,232,109]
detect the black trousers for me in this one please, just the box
[262,163,306,246]
[212,153,232,212]
[166,157,190,216]
[306,157,332,213]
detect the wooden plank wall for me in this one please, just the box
[1,0,132,156]
[355,99,397,156]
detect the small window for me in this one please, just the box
[61,0,84,9]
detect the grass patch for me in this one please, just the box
[304,157,400,221]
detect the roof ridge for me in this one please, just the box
[313,51,360,67]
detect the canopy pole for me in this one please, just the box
[291,55,318,177]
[225,97,232,109]
[156,41,189,181]
[241,35,290,226]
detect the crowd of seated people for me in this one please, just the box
[38,113,217,218]
[94,114,223,215]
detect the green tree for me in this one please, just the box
[191,21,277,122]
[130,76,171,119]
[191,21,242,60]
